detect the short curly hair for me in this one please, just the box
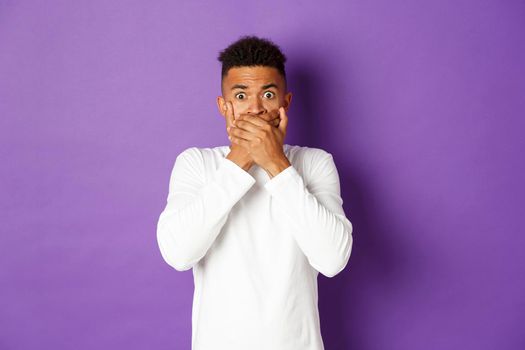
[217,35,287,86]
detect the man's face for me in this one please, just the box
[217,65,292,124]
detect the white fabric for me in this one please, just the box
[156,143,353,350]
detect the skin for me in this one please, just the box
[216,66,293,178]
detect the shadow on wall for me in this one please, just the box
[288,58,417,350]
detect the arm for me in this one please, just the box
[156,147,256,271]
[263,151,353,278]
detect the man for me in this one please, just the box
[156,35,353,350]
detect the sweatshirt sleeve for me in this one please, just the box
[263,151,353,278]
[156,147,256,271]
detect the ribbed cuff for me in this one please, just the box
[263,165,300,194]
[215,157,257,199]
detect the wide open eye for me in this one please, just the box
[235,92,247,100]
[263,91,275,99]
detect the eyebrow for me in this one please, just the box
[231,83,279,91]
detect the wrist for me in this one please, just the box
[266,157,291,178]
[226,150,254,171]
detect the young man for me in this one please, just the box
[156,35,353,350]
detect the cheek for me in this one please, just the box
[263,99,280,109]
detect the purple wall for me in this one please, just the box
[1,1,524,349]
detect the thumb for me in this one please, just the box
[224,101,235,128]
[278,106,288,135]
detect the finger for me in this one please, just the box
[271,111,281,125]
[238,114,271,128]
[230,124,261,141]
[234,117,264,133]
[238,110,278,123]
[263,111,281,127]
[258,110,279,123]
[230,134,251,149]
[278,106,288,134]
[266,111,281,127]
[224,101,235,128]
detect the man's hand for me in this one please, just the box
[224,101,254,171]
[224,101,282,171]
[229,107,291,178]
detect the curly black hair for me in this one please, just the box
[217,35,287,85]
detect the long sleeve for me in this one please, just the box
[263,151,353,278]
[156,147,256,271]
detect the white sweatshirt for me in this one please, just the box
[156,144,353,350]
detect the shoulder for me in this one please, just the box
[173,145,228,182]
[178,145,228,159]
[168,147,207,185]
[287,144,331,156]
[173,147,203,168]
[285,145,337,187]
[287,145,333,168]
[306,146,332,159]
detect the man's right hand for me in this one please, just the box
[224,101,255,171]
[224,101,282,171]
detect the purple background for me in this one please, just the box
[1,1,524,349]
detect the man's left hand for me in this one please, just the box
[229,107,292,178]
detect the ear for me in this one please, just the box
[216,96,226,118]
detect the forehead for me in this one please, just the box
[223,66,283,87]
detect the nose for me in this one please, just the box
[246,97,266,115]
